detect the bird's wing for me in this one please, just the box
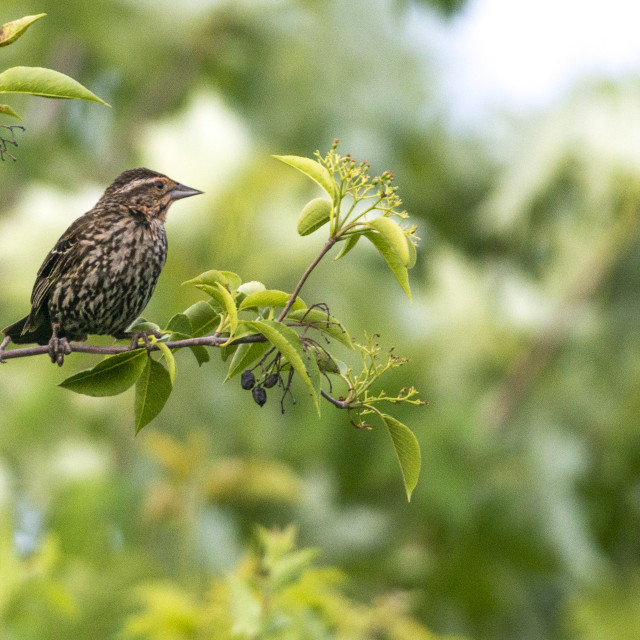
[24,215,89,331]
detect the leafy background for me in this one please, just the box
[1,0,640,638]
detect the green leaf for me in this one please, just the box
[0,104,22,120]
[198,283,238,338]
[177,306,216,362]
[369,216,410,266]
[164,313,209,365]
[219,343,236,362]
[182,269,228,288]
[364,231,412,301]
[135,358,173,434]
[0,67,110,106]
[162,331,191,342]
[334,233,360,261]
[183,300,220,337]
[0,14,46,47]
[190,346,210,365]
[380,414,421,501]
[406,237,417,269]
[156,342,176,386]
[59,350,147,397]
[285,309,353,349]
[220,270,242,291]
[126,318,161,335]
[297,197,332,236]
[247,320,321,415]
[273,155,337,202]
[169,333,210,366]
[239,290,306,312]
[225,341,270,381]
[165,313,192,336]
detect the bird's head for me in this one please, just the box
[100,168,203,222]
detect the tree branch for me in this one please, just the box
[1,332,352,410]
[0,333,267,362]
[276,237,337,322]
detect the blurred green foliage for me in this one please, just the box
[2,0,640,639]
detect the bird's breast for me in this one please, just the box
[48,217,168,335]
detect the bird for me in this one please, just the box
[0,168,202,366]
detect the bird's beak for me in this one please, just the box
[170,182,203,200]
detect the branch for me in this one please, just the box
[276,237,337,321]
[0,333,266,362]
[1,331,352,410]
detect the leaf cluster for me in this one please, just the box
[59,270,349,431]
[276,139,420,300]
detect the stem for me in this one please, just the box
[276,237,337,322]
[0,333,266,361]
[0,335,353,407]
[320,389,349,409]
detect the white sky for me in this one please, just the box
[436,0,640,124]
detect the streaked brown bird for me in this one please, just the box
[1,168,202,365]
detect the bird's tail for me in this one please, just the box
[2,315,52,345]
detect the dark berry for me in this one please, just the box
[241,370,256,390]
[263,372,279,388]
[252,385,267,407]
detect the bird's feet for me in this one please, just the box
[117,330,163,351]
[0,334,10,364]
[48,332,71,367]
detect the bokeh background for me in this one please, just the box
[2,0,640,638]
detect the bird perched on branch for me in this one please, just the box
[1,168,202,366]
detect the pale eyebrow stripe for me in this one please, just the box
[117,178,154,194]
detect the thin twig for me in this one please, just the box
[320,389,349,409]
[0,125,25,162]
[276,237,337,322]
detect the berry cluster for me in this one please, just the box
[240,369,281,408]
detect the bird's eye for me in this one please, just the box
[154,180,164,190]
